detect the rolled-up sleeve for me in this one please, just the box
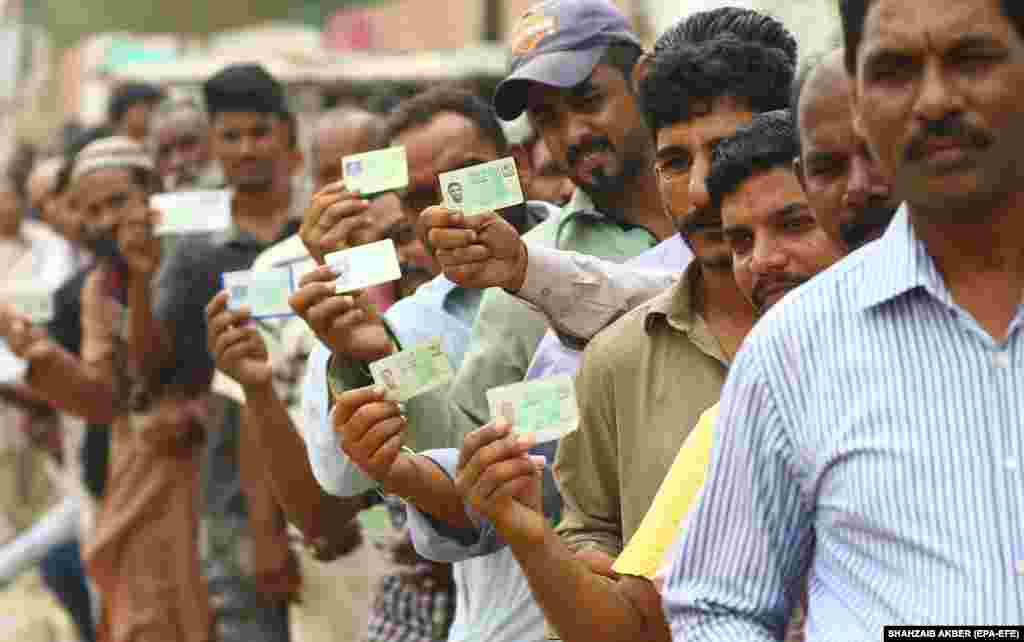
[662,340,813,641]
[404,448,506,563]
[516,244,676,344]
[298,341,378,497]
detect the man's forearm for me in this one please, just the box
[504,525,670,642]
[26,349,115,424]
[0,383,51,414]
[243,382,366,544]
[383,455,474,531]
[127,277,172,381]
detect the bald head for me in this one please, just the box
[794,48,897,252]
[311,107,379,190]
[151,101,212,190]
[797,49,850,134]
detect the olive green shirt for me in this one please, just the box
[553,261,729,558]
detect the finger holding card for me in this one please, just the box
[430,211,527,291]
[333,385,412,485]
[455,421,545,535]
[206,291,272,388]
[301,186,365,264]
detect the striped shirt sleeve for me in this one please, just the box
[662,338,814,641]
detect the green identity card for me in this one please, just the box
[325,239,403,294]
[343,146,409,196]
[487,375,578,443]
[151,189,232,236]
[369,336,454,403]
[222,266,295,319]
[438,157,524,216]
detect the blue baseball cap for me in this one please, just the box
[493,0,641,121]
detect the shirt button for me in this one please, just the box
[541,287,552,298]
[1016,560,1024,576]
[993,351,1010,369]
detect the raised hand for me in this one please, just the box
[288,265,394,362]
[419,206,529,291]
[333,385,416,489]
[0,305,59,366]
[300,182,402,263]
[205,291,272,388]
[454,421,547,544]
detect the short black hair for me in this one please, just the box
[107,82,165,125]
[54,125,114,197]
[639,36,795,136]
[840,0,1024,73]
[654,7,797,67]
[707,109,799,210]
[384,87,507,154]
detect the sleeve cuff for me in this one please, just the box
[515,243,579,315]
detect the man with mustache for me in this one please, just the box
[0,136,212,642]
[128,63,307,642]
[335,9,797,639]
[292,86,556,642]
[149,98,221,192]
[665,0,1024,637]
[794,49,898,251]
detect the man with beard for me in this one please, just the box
[665,0,1024,636]
[149,99,221,191]
[605,47,902,591]
[211,105,388,642]
[446,108,839,642]
[0,136,212,642]
[292,86,555,642]
[128,63,305,642]
[793,49,897,251]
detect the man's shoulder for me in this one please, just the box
[522,207,565,246]
[582,289,670,370]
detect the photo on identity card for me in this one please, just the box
[368,336,454,403]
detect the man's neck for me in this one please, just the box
[911,190,1024,341]
[696,267,758,361]
[231,184,293,243]
[590,169,674,241]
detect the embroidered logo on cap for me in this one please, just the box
[510,9,559,57]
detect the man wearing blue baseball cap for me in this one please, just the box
[299,2,677,642]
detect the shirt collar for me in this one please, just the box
[645,260,702,334]
[415,274,461,305]
[857,204,954,311]
[222,185,308,247]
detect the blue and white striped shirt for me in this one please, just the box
[663,206,1024,640]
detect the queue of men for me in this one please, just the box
[0,0,1021,640]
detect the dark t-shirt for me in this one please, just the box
[153,221,301,391]
[153,221,300,526]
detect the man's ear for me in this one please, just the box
[510,142,535,193]
[631,51,653,94]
